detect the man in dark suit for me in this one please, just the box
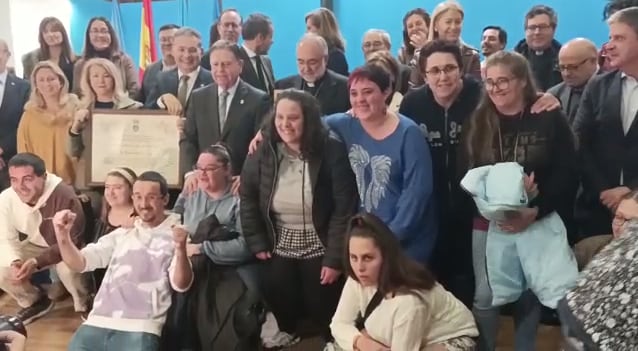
[146,27,213,116]
[573,7,638,240]
[275,33,349,115]
[181,40,270,178]
[547,38,599,126]
[239,13,275,95]
[136,24,180,104]
[0,39,30,190]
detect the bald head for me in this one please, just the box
[558,37,598,88]
[560,38,598,58]
[296,33,328,83]
[0,39,9,53]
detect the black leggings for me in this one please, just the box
[262,255,343,340]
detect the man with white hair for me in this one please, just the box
[275,33,349,115]
[361,29,411,94]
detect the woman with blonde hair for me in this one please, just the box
[428,1,481,78]
[22,17,76,91]
[68,58,141,191]
[17,61,80,185]
[305,8,349,76]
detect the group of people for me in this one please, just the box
[0,0,637,350]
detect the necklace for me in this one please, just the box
[497,111,524,162]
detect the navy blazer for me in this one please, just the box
[145,67,213,108]
[0,74,30,161]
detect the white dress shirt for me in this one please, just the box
[620,73,638,184]
[242,44,260,76]
[218,78,240,116]
[0,70,7,108]
[157,67,201,108]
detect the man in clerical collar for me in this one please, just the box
[275,33,349,115]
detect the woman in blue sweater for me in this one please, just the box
[324,64,437,264]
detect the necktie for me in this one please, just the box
[254,55,269,93]
[177,75,190,108]
[219,90,230,130]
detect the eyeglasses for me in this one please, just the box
[425,64,459,77]
[558,58,594,72]
[90,29,110,35]
[193,165,224,173]
[484,77,516,91]
[363,41,386,50]
[525,24,552,32]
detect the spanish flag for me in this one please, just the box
[139,0,157,81]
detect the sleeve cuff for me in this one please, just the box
[157,96,166,109]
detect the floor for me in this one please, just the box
[0,294,562,351]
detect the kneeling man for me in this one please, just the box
[53,171,193,350]
[0,153,88,324]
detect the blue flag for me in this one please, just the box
[111,0,126,51]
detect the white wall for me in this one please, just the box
[5,0,72,77]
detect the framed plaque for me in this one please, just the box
[85,109,182,188]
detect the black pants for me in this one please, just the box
[262,255,343,340]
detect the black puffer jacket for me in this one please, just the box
[240,132,358,269]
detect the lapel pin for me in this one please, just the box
[10,82,15,86]
[240,99,244,105]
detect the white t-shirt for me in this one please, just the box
[330,277,478,351]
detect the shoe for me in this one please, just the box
[323,341,337,351]
[16,296,54,325]
[262,331,301,348]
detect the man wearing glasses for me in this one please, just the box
[547,38,600,126]
[514,5,563,91]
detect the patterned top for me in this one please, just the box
[565,221,638,350]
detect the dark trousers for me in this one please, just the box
[262,255,343,340]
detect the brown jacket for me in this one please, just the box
[73,52,138,98]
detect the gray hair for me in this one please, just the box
[363,29,392,49]
[298,33,329,57]
[173,27,202,42]
[608,6,638,36]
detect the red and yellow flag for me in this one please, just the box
[138,0,157,81]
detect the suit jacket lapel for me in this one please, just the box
[605,72,624,138]
[221,81,247,139]
[263,57,275,89]
[294,76,304,90]
[1,75,18,111]
[193,70,209,92]
[167,70,179,96]
[204,84,221,139]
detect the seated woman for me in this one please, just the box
[573,188,638,269]
[331,213,478,351]
[241,89,358,348]
[176,144,254,285]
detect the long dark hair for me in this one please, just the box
[82,17,122,59]
[264,89,327,160]
[344,213,436,296]
[464,51,538,168]
[402,8,431,56]
[38,17,75,62]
